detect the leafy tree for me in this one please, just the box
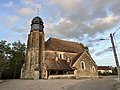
[0,40,11,79]
[10,41,26,79]
[112,67,117,75]
[0,40,26,79]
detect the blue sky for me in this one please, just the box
[0,0,120,66]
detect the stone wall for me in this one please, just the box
[21,30,46,79]
[45,50,77,61]
[48,75,75,79]
[73,52,98,78]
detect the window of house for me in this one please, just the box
[60,54,62,59]
[81,61,85,70]
[92,66,95,72]
[59,53,63,59]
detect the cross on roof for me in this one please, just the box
[37,8,39,16]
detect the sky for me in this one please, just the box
[0,0,120,66]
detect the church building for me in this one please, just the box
[21,16,98,79]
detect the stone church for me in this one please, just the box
[21,16,98,79]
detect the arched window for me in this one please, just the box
[81,61,85,70]
[92,66,95,72]
[60,54,62,59]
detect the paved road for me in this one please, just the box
[67,76,116,90]
[0,79,87,90]
[0,76,117,90]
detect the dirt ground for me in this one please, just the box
[0,79,88,90]
[0,76,118,90]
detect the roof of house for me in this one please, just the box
[45,37,84,53]
[71,52,83,66]
[98,66,112,70]
[45,58,73,71]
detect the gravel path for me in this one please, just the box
[0,76,117,90]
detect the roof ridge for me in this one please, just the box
[48,37,80,44]
[45,37,84,53]
[71,52,83,66]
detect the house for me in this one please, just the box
[98,66,113,75]
[21,16,98,79]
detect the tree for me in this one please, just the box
[0,40,11,79]
[112,67,118,75]
[0,40,26,79]
[10,41,26,79]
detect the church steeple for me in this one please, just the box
[31,16,44,32]
[21,16,46,79]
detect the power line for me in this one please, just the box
[115,33,120,37]
[117,42,120,45]
[102,40,109,49]
[117,44,120,46]
[113,26,120,35]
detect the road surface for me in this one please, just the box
[67,76,116,90]
[0,76,117,90]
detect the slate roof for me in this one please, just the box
[45,58,73,71]
[45,37,84,53]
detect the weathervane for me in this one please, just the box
[37,8,39,16]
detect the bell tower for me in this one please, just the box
[21,16,46,79]
[31,16,44,31]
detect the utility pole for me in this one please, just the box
[110,33,120,80]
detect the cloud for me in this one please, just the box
[43,0,119,43]
[95,47,112,56]
[45,14,120,42]
[1,0,120,66]
[83,15,120,35]
[11,19,31,34]
[110,0,120,15]
[20,0,41,8]
[49,0,82,10]
[3,1,14,8]
[17,1,41,17]
[89,15,120,28]
[1,0,120,44]
[18,7,34,16]
[0,15,19,27]
[53,18,72,35]
[89,48,95,54]
[8,15,19,24]
[3,0,41,17]
[21,33,28,41]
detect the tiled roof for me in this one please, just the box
[45,58,73,71]
[98,66,112,70]
[45,37,84,53]
[71,52,83,66]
